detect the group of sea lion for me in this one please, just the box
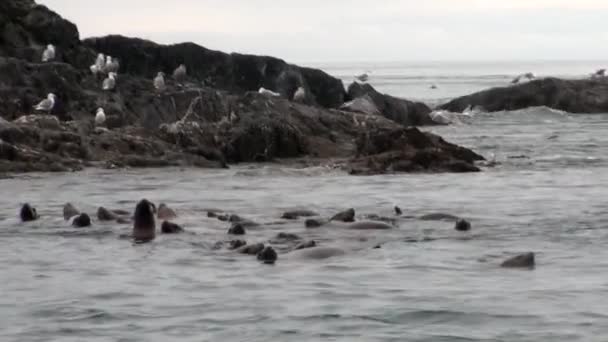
[16,202,535,268]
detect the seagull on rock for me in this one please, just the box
[106,57,120,74]
[293,87,306,102]
[154,72,166,92]
[95,108,106,126]
[173,64,187,85]
[41,44,56,62]
[33,93,56,114]
[259,87,280,97]
[102,72,117,91]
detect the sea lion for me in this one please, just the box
[229,240,247,250]
[331,208,355,222]
[418,213,460,221]
[228,223,246,235]
[237,243,265,255]
[394,206,403,216]
[281,210,319,220]
[305,218,328,228]
[454,219,471,232]
[288,246,346,260]
[97,207,131,223]
[347,221,393,230]
[132,199,156,242]
[161,221,184,234]
[294,240,317,250]
[257,246,278,264]
[275,232,301,241]
[501,252,535,269]
[157,203,177,220]
[72,213,91,228]
[63,203,80,221]
[20,203,38,222]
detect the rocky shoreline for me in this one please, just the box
[0,0,487,175]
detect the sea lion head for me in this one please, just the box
[157,203,176,220]
[63,203,80,221]
[20,203,38,222]
[133,199,156,242]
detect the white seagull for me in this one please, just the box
[95,108,106,126]
[33,93,57,113]
[173,64,187,85]
[259,87,280,97]
[154,72,166,92]
[41,44,56,62]
[293,87,306,102]
[106,57,120,74]
[102,72,117,91]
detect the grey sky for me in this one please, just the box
[40,0,608,63]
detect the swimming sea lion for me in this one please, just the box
[257,246,278,264]
[418,213,460,221]
[501,252,535,269]
[394,206,403,216]
[281,210,319,220]
[20,203,38,222]
[294,240,317,250]
[133,199,156,242]
[229,240,247,250]
[157,203,177,220]
[161,221,184,234]
[228,223,246,235]
[331,208,355,222]
[72,213,91,228]
[347,221,393,230]
[237,242,265,255]
[288,246,346,260]
[305,218,328,228]
[454,219,471,232]
[63,203,80,221]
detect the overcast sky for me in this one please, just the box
[40,0,608,63]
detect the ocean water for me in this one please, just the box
[2,62,608,342]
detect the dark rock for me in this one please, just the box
[19,203,38,222]
[501,252,535,269]
[257,246,278,264]
[63,202,79,220]
[228,223,246,235]
[237,242,265,255]
[71,213,91,228]
[295,240,317,250]
[345,82,436,126]
[83,35,345,109]
[455,219,471,232]
[161,221,185,234]
[305,218,328,228]
[331,208,355,222]
[281,210,319,220]
[229,240,247,250]
[439,78,608,114]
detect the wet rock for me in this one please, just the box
[237,242,265,255]
[228,223,246,235]
[455,219,471,232]
[63,202,80,220]
[305,218,328,228]
[294,240,317,250]
[229,240,247,250]
[439,78,608,114]
[161,221,185,234]
[331,208,355,222]
[501,252,535,269]
[419,213,460,222]
[346,82,435,126]
[20,203,38,222]
[157,203,177,220]
[71,213,91,228]
[281,210,319,220]
[257,246,278,264]
[347,221,393,230]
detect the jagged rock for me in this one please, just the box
[440,78,608,114]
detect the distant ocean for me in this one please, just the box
[312,60,605,107]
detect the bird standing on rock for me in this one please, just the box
[103,72,117,91]
[154,72,166,92]
[33,93,56,114]
[293,87,306,102]
[173,64,187,86]
[95,108,106,126]
[41,44,56,62]
[105,57,120,74]
[259,87,280,97]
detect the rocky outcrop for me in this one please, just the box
[83,35,345,108]
[344,82,436,126]
[439,77,608,114]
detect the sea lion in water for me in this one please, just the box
[282,210,319,220]
[294,240,317,250]
[72,213,91,228]
[132,199,156,242]
[97,207,131,223]
[20,203,38,222]
[237,243,265,255]
[157,203,177,220]
[347,221,393,230]
[161,221,184,234]
[63,203,80,221]
[257,246,278,264]
[288,246,346,260]
[331,208,355,222]
[228,223,246,235]
[229,240,247,250]
[394,206,403,216]
[418,213,460,221]
[501,252,535,269]
[305,218,328,228]
[454,219,471,232]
